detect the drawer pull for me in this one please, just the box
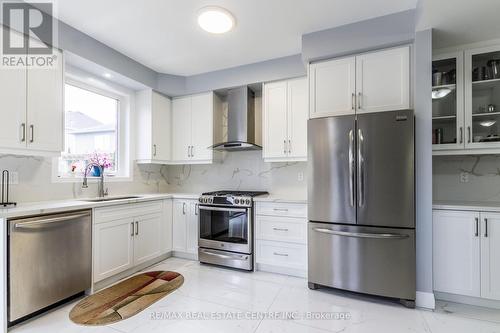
[273,252,289,257]
[273,227,289,232]
[273,208,289,212]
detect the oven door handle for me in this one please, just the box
[198,206,248,213]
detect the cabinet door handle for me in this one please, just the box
[153,144,157,157]
[135,221,139,235]
[20,123,26,142]
[288,140,291,154]
[351,93,355,110]
[191,146,194,157]
[131,222,134,236]
[358,92,362,110]
[468,126,471,144]
[475,217,479,237]
[29,125,34,143]
[183,202,186,215]
[187,146,190,158]
[195,204,199,215]
[485,218,488,238]
[459,127,463,144]
[283,140,287,155]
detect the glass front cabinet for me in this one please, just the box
[432,52,463,151]
[434,45,500,154]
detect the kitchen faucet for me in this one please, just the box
[82,163,108,198]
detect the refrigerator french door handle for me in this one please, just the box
[348,129,355,207]
[357,128,364,207]
[313,227,409,239]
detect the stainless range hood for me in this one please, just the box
[211,86,262,151]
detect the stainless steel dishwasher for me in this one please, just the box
[8,210,92,323]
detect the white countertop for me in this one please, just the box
[0,193,201,219]
[253,194,307,204]
[433,201,500,212]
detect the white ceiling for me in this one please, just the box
[52,0,417,76]
[417,0,500,49]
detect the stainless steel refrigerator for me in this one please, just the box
[307,110,415,306]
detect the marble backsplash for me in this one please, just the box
[433,155,500,202]
[163,151,307,197]
[0,151,307,203]
[0,154,169,203]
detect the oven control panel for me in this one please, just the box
[199,196,252,207]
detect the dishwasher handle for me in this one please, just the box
[13,212,91,230]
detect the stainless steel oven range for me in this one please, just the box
[198,191,268,271]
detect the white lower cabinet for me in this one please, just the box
[481,213,500,300]
[133,213,162,266]
[93,217,135,282]
[433,210,480,297]
[172,199,199,258]
[433,209,500,301]
[255,202,307,277]
[93,200,172,283]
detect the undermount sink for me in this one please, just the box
[81,196,142,202]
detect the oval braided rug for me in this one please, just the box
[69,271,184,326]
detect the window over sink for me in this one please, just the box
[55,74,131,181]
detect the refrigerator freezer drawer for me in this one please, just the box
[308,222,415,300]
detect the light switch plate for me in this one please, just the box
[298,172,304,182]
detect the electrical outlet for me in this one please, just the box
[460,172,469,183]
[1,171,18,185]
[298,172,304,182]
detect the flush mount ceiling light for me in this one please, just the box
[432,88,452,100]
[197,6,235,34]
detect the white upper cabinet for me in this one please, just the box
[172,97,192,162]
[0,62,26,150]
[309,56,356,118]
[309,45,410,118]
[0,26,64,156]
[171,92,222,164]
[356,46,410,113]
[433,210,481,297]
[263,77,308,162]
[191,93,214,162]
[136,90,172,163]
[263,81,288,159]
[26,48,64,153]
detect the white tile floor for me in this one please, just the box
[10,258,500,333]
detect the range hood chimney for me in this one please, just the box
[211,86,261,151]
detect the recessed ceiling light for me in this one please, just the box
[103,73,112,79]
[197,6,235,34]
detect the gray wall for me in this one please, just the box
[414,29,433,294]
[181,55,306,96]
[302,10,415,63]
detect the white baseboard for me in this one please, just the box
[172,251,198,261]
[435,291,500,309]
[256,263,307,278]
[416,291,436,309]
